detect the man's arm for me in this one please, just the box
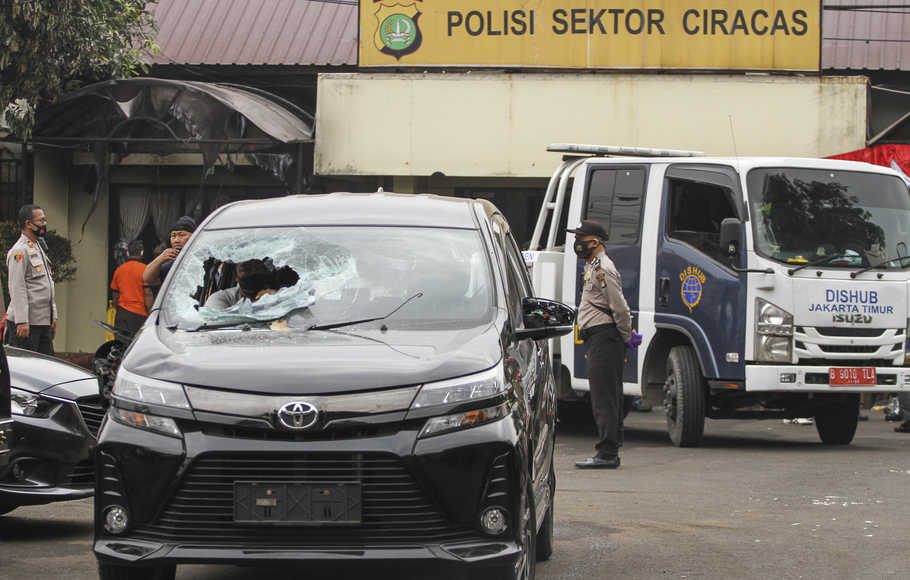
[7,251,29,336]
[603,269,632,343]
[142,248,178,285]
[111,290,120,308]
[143,287,154,313]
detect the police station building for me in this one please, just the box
[24,0,875,353]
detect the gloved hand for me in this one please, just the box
[626,331,642,350]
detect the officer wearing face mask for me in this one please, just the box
[568,220,633,470]
[5,205,57,354]
[204,259,277,310]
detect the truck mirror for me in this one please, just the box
[719,218,743,258]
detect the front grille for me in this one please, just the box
[813,327,885,338]
[76,396,106,437]
[132,453,481,547]
[64,458,95,487]
[818,345,879,354]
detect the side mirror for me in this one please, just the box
[515,297,576,341]
[719,217,743,260]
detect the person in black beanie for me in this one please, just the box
[142,216,196,309]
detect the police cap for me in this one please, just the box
[567,220,608,240]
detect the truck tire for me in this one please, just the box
[663,345,706,447]
[815,394,860,445]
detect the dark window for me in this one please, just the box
[666,179,738,263]
[584,167,646,244]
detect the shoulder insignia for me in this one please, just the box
[13,253,22,262]
[27,241,33,247]
[591,257,601,268]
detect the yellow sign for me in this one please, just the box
[360,1,819,70]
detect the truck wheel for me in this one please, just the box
[663,345,706,447]
[815,394,860,445]
[97,561,176,580]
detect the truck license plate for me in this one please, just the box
[829,367,876,386]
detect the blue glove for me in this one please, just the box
[626,331,642,350]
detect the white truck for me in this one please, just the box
[526,144,910,446]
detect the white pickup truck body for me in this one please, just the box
[526,144,910,446]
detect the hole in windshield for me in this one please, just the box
[161,226,494,331]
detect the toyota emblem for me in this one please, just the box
[277,401,319,430]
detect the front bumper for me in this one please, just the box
[746,364,910,392]
[0,400,96,507]
[94,413,524,575]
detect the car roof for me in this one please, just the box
[203,192,490,230]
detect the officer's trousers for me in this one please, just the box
[5,323,54,356]
[585,324,625,458]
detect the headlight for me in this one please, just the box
[10,387,54,417]
[110,407,182,438]
[755,299,793,363]
[756,298,793,336]
[418,404,508,439]
[411,363,506,409]
[113,368,190,409]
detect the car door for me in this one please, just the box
[492,215,553,492]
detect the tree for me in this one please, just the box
[0,0,157,139]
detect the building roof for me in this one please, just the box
[823,1,910,71]
[151,0,358,67]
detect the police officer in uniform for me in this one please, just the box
[569,220,633,469]
[6,205,57,355]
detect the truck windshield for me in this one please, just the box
[747,168,910,269]
[160,226,494,331]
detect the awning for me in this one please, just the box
[34,77,314,147]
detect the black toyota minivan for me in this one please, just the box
[93,193,575,580]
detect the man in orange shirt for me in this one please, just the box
[110,240,148,335]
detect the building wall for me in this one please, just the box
[315,73,868,178]
[33,151,110,354]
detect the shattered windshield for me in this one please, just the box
[161,226,494,331]
[747,168,910,268]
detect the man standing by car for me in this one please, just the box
[5,205,56,355]
[569,220,633,469]
[142,216,195,311]
[110,240,148,335]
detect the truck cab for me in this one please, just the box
[527,143,910,446]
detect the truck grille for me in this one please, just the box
[76,396,106,437]
[795,327,904,366]
[132,452,481,547]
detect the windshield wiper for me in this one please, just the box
[308,292,424,332]
[850,255,910,278]
[786,252,851,276]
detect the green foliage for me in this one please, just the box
[0,221,78,305]
[0,0,158,139]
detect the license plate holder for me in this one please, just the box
[829,367,877,386]
[233,482,362,525]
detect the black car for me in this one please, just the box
[0,343,11,473]
[93,193,575,580]
[1,346,102,515]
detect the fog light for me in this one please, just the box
[780,373,797,384]
[480,506,508,535]
[104,505,129,535]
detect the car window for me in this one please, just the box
[161,226,494,331]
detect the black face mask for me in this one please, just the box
[573,240,597,259]
[238,272,275,298]
[30,223,47,237]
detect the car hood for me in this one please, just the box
[7,346,98,394]
[123,321,503,394]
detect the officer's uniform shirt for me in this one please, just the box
[577,250,632,342]
[6,234,56,326]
